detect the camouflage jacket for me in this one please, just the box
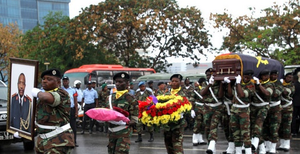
[253,81,274,103]
[270,80,284,102]
[201,81,222,103]
[281,81,295,105]
[156,89,166,96]
[135,89,152,101]
[35,88,74,148]
[98,90,110,108]
[232,82,255,105]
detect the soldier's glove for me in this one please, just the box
[253,77,260,85]
[235,75,241,84]
[224,77,231,83]
[280,79,283,83]
[13,132,21,139]
[191,110,196,118]
[209,76,214,85]
[32,88,41,97]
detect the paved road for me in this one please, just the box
[1,127,300,154]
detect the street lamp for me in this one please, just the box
[44,61,50,70]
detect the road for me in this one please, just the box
[1,127,300,154]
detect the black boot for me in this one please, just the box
[135,134,142,143]
[148,132,154,142]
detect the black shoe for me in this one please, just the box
[193,143,199,146]
[99,127,103,132]
[148,137,154,142]
[199,141,207,145]
[75,144,79,147]
[292,133,297,137]
[135,134,142,143]
[206,149,213,154]
[89,130,92,134]
[80,131,84,134]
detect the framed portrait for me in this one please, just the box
[7,58,39,140]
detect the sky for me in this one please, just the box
[69,0,289,62]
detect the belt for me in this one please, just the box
[270,101,281,107]
[108,125,128,132]
[195,102,204,106]
[224,100,232,105]
[251,102,269,107]
[36,122,71,139]
[233,104,250,108]
[205,102,222,107]
[282,100,292,108]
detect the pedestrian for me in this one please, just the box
[231,70,255,154]
[135,81,154,142]
[163,74,188,154]
[106,72,139,154]
[291,71,300,137]
[62,76,79,147]
[250,69,274,153]
[278,72,295,152]
[74,80,83,106]
[32,68,75,153]
[81,81,98,134]
[200,68,224,154]
[97,83,110,133]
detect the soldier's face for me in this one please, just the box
[18,74,26,97]
[270,74,278,81]
[285,74,293,83]
[171,78,181,89]
[243,75,252,83]
[261,74,270,81]
[206,72,211,80]
[115,78,128,91]
[42,75,60,91]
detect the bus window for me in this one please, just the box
[130,71,143,81]
[95,71,113,85]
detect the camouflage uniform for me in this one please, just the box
[35,88,75,154]
[106,92,139,154]
[263,80,283,143]
[183,85,195,130]
[250,81,274,145]
[97,89,110,132]
[231,82,255,148]
[193,86,205,136]
[163,89,188,154]
[156,89,166,96]
[222,83,234,143]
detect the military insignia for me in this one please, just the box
[52,70,56,75]
[121,74,125,78]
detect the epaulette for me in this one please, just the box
[12,93,18,97]
[25,95,32,102]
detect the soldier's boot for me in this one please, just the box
[281,140,290,152]
[192,134,199,146]
[206,140,216,154]
[99,126,103,132]
[251,137,259,151]
[148,132,154,142]
[268,143,276,154]
[258,143,266,154]
[198,133,207,145]
[264,141,271,153]
[235,147,243,154]
[226,142,235,154]
[104,125,108,133]
[135,134,142,143]
[277,139,284,151]
[245,148,252,154]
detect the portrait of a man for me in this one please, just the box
[10,73,32,132]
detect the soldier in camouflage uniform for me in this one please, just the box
[200,68,225,154]
[106,72,139,154]
[183,77,195,130]
[135,81,154,142]
[156,82,168,96]
[191,77,207,146]
[278,72,294,152]
[32,69,75,154]
[163,74,188,154]
[250,69,274,153]
[96,83,110,133]
[231,70,255,154]
[262,70,283,154]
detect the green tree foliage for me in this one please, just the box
[74,0,210,72]
[211,0,300,65]
[0,23,22,82]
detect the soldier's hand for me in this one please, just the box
[191,110,196,118]
[32,88,41,97]
[209,76,214,85]
[253,77,260,85]
[235,75,241,84]
[224,77,231,83]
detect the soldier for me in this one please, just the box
[231,70,255,154]
[262,70,283,153]
[250,69,274,154]
[156,82,168,96]
[163,74,188,154]
[183,77,195,130]
[147,80,156,95]
[200,68,225,154]
[96,83,110,133]
[135,81,154,142]
[106,72,139,154]
[192,77,207,146]
[32,68,75,153]
[278,72,295,152]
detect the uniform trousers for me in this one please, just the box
[82,103,95,131]
[279,105,293,139]
[70,107,77,144]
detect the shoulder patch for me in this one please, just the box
[25,95,32,102]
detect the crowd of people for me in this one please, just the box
[31,67,300,154]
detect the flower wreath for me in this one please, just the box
[138,95,192,127]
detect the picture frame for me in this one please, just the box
[7,57,39,140]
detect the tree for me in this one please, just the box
[210,0,300,65]
[74,0,211,72]
[0,23,22,83]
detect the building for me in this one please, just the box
[0,0,70,33]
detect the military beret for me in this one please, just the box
[243,70,254,76]
[185,77,189,81]
[205,68,213,74]
[198,77,206,84]
[41,68,62,79]
[259,69,270,76]
[270,70,278,75]
[157,82,164,86]
[148,80,153,84]
[113,72,130,80]
[170,74,183,81]
[130,82,133,85]
[285,72,292,77]
[101,83,107,89]
[138,81,145,87]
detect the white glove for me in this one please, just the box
[209,76,214,85]
[13,132,21,138]
[32,88,41,97]
[108,120,127,126]
[280,79,283,83]
[235,75,241,84]
[253,77,260,85]
[224,77,231,83]
[191,110,196,118]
